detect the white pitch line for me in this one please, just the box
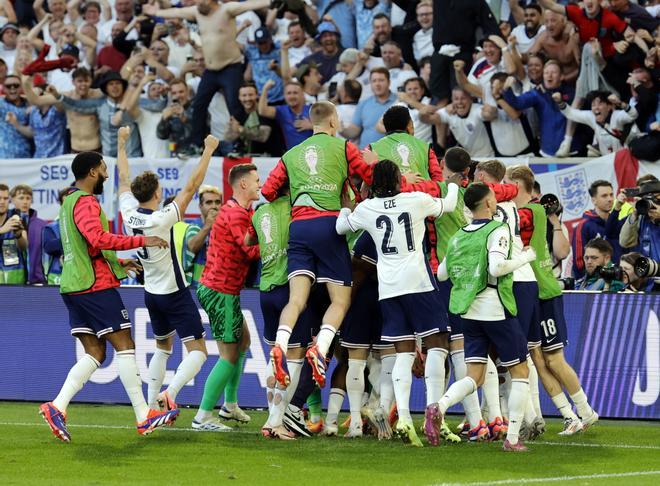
[536,440,660,450]
[432,470,660,486]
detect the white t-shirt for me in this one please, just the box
[510,24,545,54]
[389,67,417,93]
[461,221,511,321]
[336,103,358,143]
[339,192,448,299]
[288,44,312,68]
[235,11,261,46]
[119,192,185,295]
[494,201,535,282]
[136,108,169,160]
[413,28,433,63]
[437,104,494,157]
[482,107,531,156]
[395,97,432,143]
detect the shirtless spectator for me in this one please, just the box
[143,0,272,151]
[528,10,580,84]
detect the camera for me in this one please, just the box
[557,277,575,290]
[634,257,659,278]
[635,196,657,216]
[540,193,562,216]
[596,265,624,283]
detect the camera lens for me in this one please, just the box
[635,257,659,278]
[636,198,651,216]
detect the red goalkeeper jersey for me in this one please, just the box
[200,198,260,295]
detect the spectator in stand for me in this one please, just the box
[156,78,195,155]
[342,66,397,148]
[354,0,390,50]
[259,79,312,149]
[163,22,198,70]
[573,180,625,279]
[576,238,625,292]
[185,185,222,288]
[300,21,343,84]
[429,86,494,158]
[97,21,129,74]
[282,21,312,69]
[609,0,659,34]
[0,74,31,159]
[315,0,357,49]
[553,90,639,156]
[327,49,372,101]
[418,56,431,89]
[393,77,432,143]
[335,79,362,144]
[0,182,27,285]
[225,82,275,155]
[380,40,416,92]
[245,26,284,104]
[503,61,575,157]
[98,0,136,45]
[0,0,17,25]
[0,22,18,69]
[9,184,47,284]
[293,63,326,104]
[41,188,68,286]
[620,252,655,293]
[627,67,658,132]
[144,39,179,82]
[412,1,433,65]
[508,1,545,56]
[620,179,660,262]
[528,10,580,84]
[22,67,103,152]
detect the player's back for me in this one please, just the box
[354,192,442,300]
[119,192,184,295]
[494,200,535,282]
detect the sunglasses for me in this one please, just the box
[4,83,20,89]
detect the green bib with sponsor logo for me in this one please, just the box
[370,132,431,180]
[523,203,562,300]
[434,182,467,261]
[253,196,291,292]
[282,133,348,211]
[446,220,517,316]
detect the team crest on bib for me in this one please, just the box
[302,146,321,175]
[260,213,273,244]
[556,168,589,218]
[396,143,411,168]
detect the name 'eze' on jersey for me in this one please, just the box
[348,192,445,300]
[119,192,186,295]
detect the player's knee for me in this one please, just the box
[87,347,106,364]
[544,350,563,370]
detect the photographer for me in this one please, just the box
[0,183,27,285]
[619,252,655,293]
[576,238,625,292]
[533,185,571,278]
[156,78,195,155]
[619,179,660,262]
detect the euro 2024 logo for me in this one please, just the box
[556,168,589,218]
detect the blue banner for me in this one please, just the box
[0,287,657,419]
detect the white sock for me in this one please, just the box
[438,377,477,415]
[266,358,275,413]
[379,354,396,411]
[284,359,304,404]
[570,388,594,419]
[367,353,381,395]
[450,351,482,426]
[53,354,100,412]
[552,392,579,421]
[506,379,529,445]
[275,325,292,354]
[392,352,415,422]
[499,366,511,418]
[483,358,502,421]
[117,350,150,422]
[425,348,447,406]
[147,348,171,408]
[347,359,367,426]
[528,359,542,419]
[316,324,336,356]
[326,388,345,425]
[268,387,287,427]
[166,350,206,401]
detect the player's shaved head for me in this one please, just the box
[382,105,412,133]
[505,165,535,194]
[463,182,492,211]
[476,159,506,182]
[444,147,471,173]
[72,151,103,180]
[310,101,337,125]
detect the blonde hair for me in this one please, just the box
[505,165,535,193]
[198,185,222,204]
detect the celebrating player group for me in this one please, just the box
[40,101,598,452]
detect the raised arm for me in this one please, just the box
[258,79,277,119]
[453,60,483,99]
[174,135,220,214]
[116,126,132,194]
[142,4,197,21]
[0,0,17,23]
[27,13,51,50]
[32,0,46,21]
[508,0,524,24]
[224,0,271,18]
[537,0,566,16]
[21,75,60,108]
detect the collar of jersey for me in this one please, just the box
[137,207,154,214]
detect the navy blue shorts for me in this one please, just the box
[539,296,569,352]
[513,281,542,349]
[62,288,131,338]
[463,317,529,367]
[288,217,352,286]
[145,288,205,343]
[352,231,377,265]
[261,285,316,348]
[437,279,464,341]
[341,278,390,350]
[380,290,450,342]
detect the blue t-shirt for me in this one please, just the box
[317,0,356,48]
[352,92,398,148]
[30,106,67,158]
[275,104,313,149]
[245,43,284,103]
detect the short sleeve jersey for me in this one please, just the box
[344,192,447,300]
[565,5,627,58]
[493,200,536,282]
[119,192,184,295]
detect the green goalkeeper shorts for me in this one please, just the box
[196,284,244,342]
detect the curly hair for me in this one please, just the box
[131,171,160,203]
[372,159,401,198]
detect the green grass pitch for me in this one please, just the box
[1,401,659,485]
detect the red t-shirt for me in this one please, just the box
[200,199,260,295]
[72,195,145,294]
[565,5,627,58]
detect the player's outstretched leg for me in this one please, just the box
[158,339,208,413]
[148,347,172,409]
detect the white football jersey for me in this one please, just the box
[494,200,536,282]
[343,192,446,300]
[119,192,185,295]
